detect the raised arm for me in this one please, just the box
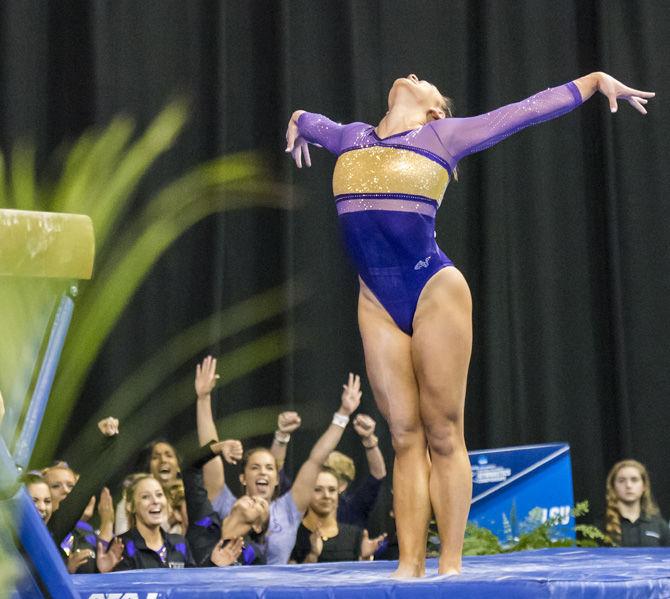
[430,72,654,167]
[290,374,362,513]
[48,418,119,544]
[195,356,225,500]
[270,411,302,471]
[352,414,386,481]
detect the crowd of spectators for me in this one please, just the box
[4,363,668,575]
[13,358,389,572]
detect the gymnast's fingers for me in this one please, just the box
[293,145,303,169]
[628,96,648,115]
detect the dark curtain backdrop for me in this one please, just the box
[2,1,669,522]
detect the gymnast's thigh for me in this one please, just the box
[357,279,420,429]
[411,267,473,421]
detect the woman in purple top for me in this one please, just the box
[195,356,364,565]
[285,72,654,577]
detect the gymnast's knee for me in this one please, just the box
[424,418,465,458]
[389,423,426,455]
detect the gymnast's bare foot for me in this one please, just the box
[391,561,424,579]
[438,557,461,576]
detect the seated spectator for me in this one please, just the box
[115,438,182,535]
[290,467,386,563]
[271,411,387,531]
[195,355,362,564]
[24,473,53,523]
[113,473,240,570]
[605,459,670,547]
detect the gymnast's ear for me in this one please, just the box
[239,473,246,487]
[428,107,446,121]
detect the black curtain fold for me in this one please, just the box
[1,0,668,521]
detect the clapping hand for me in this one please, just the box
[360,529,387,560]
[211,537,243,567]
[96,538,124,573]
[97,487,115,524]
[67,548,94,573]
[308,525,324,560]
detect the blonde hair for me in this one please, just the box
[439,95,455,119]
[438,95,458,181]
[124,473,159,528]
[324,451,355,484]
[605,459,659,545]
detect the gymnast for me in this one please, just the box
[285,72,654,577]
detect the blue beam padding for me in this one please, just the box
[10,488,78,599]
[13,290,75,470]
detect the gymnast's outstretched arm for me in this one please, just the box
[429,72,654,166]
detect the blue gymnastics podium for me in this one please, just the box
[468,443,575,543]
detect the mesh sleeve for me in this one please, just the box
[296,112,345,155]
[430,82,583,164]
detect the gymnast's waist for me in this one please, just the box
[334,193,438,218]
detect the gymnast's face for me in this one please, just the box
[614,466,645,505]
[388,74,446,119]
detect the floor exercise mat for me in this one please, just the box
[73,547,670,599]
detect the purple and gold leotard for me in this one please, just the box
[297,82,583,335]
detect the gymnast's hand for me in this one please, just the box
[285,110,312,169]
[576,72,655,114]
